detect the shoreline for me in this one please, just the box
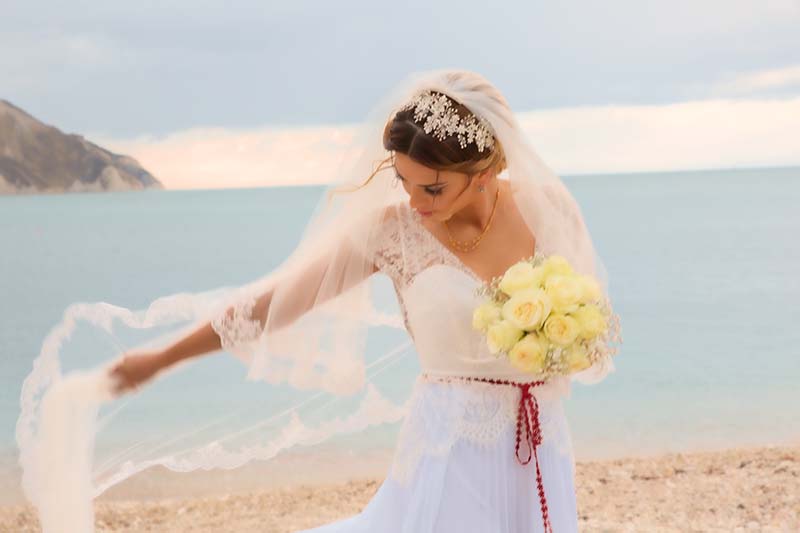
[1,443,797,532]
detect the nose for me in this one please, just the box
[408,190,433,213]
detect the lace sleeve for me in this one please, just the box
[367,202,434,289]
[210,290,266,363]
[370,207,405,284]
[209,232,378,373]
[364,203,434,337]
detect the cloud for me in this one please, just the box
[706,64,800,97]
[2,1,799,137]
[98,125,358,189]
[518,96,800,175]
[96,96,800,189]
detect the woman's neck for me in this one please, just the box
[447,178,504,231]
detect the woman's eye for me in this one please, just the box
[426,188,443,196]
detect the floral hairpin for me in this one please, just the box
[400,90,495,152]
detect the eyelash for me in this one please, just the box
[396,174,444,196]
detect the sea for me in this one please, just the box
[1,166,798,504]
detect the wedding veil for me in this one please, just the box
[15,69,616,532]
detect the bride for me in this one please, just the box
[17,69,619,533]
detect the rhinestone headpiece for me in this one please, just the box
[400,90,495,152]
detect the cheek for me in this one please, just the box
[406,192,435,210]
[434,189,459,207]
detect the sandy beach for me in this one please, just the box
[1,444,797,532]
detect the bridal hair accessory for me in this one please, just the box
[401,90,496,152]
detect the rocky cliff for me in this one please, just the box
[0,100,163,194]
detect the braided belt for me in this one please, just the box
[420,374,553,533]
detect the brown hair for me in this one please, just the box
[330,92,506,196]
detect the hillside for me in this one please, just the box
[0,100,162,194]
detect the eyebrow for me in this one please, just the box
[394,171,446,187]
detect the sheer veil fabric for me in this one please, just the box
[16,69,615,532]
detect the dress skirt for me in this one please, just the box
[297,374,579,533]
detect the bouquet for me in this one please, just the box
[472,253,621,379]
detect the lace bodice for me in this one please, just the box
[371,204,482,291]
[371,204,570,386]
[370,203,479,338]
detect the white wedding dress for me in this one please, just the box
[296,203,579,533]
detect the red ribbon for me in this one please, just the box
[433,375,554,533]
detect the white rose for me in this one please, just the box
[486,320,525,355]
[571,304,608,339]
[544,274,583,314]
[472,301,503,332]
[498,261,543,295]
[501,288,552,331]
[541,255,574,282]
[543,313,581,346]
[563,344,592,373]
[508,332,549,374]
[578,275,602,304]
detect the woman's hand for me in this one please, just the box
[108,350,166,396]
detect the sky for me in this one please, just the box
[2,0,799,188]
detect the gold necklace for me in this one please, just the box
[444,185,501,252]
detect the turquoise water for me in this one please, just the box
[1,166,799,500]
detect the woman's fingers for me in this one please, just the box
[109,361,131,395]
[108,351,164,397]
[109,354,145,395]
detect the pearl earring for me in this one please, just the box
[478,184,485,192]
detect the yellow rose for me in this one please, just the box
[508,333,549,374]
[472,301,503,332]
[571,304,608,339]
[541,255,574,282]
[529,266,546,288]
[578,275,602,304]
[486,320,524,355]
[501,288,552,331]
[544,274,583,314]
[563,344,592,373]
[498,261,543,295]
[543,313,581,346]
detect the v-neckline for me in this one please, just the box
[408,206,537,287]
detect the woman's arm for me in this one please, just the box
[108,320,222,395]
[110,237,382,395]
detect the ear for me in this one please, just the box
[475,166,495,187]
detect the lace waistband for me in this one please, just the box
[418,372,554,533]
[419,372,547,386]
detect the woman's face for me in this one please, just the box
[392,152,486,222]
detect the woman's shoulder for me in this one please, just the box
[368,202,428,282]
[372,201,415,240]
[380,201,411,222]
